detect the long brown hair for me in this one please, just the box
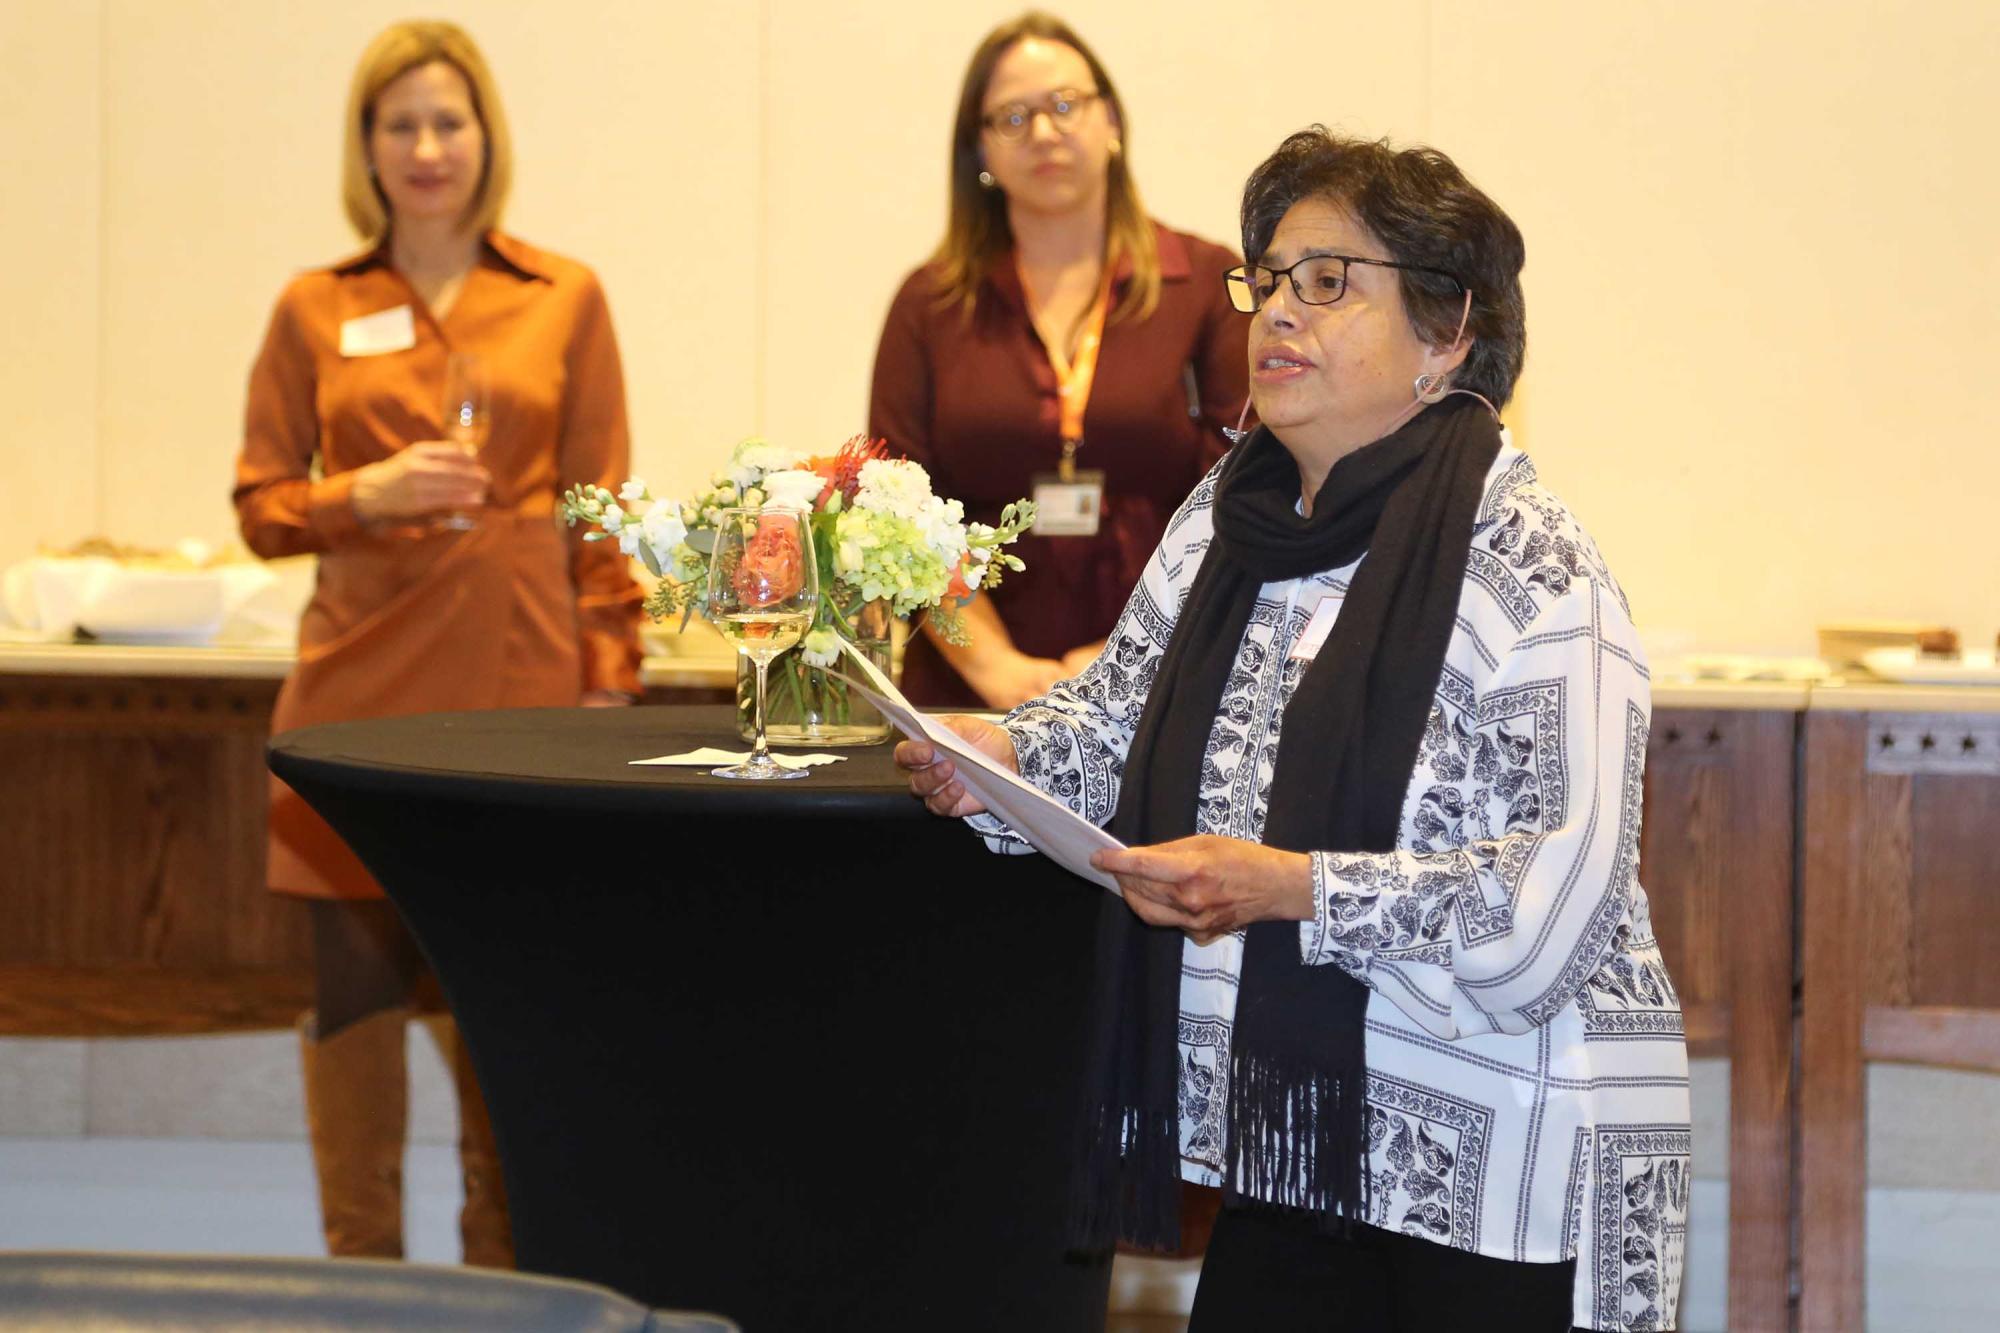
[931,12,1159,323]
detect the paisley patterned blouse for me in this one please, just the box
[970,442,1690,1331]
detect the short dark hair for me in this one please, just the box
[1240,128,1527,407]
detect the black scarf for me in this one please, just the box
[1070,396,1501,1251]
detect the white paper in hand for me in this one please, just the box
[831,642,1126,895]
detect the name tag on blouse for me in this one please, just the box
[1290,595,1341,661]
[1030,470,1104,537]
[338,305,416,357]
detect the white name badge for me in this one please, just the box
[1030,470,1104,537]
[338,305,417,358]
[1289,595,1342,661]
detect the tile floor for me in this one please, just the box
[2,1040,1996,1330]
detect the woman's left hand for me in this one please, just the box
[1092,835,1314,946]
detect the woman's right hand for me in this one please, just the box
[964,650,1070,710]
[349,442,491,524]
[895,715,1019,818]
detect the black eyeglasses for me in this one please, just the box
[980,89,1100,142]
[1225,255,1466,314]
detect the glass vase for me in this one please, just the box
[735,599,896,747]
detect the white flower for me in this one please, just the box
[601,502,625,533]
[800,626,841,668]
[617,526,642,556]
[852,458,934,522]
[727,438,807,488]
[641,506,687,556]
[761,469,825,512]
[920,494,968,558]
[617,478,648,503]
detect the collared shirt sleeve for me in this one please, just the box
[1300,576,1652,1040]
[965,467,1219,852]
[556,272,643,696]
[233,283,366,556]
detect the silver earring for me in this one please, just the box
[1414,372,1448,404]
[977,170,996,189]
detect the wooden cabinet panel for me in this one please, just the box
[1908,773,2000,1008]
[1801,708,2000,1333]
[0,674,310,1032]
[1644,707,1797,1333]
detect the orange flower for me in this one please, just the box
[735,518,805,607]
[945,554,977,601]
[812,435,892,508]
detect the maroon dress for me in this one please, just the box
[868,222,1248,706]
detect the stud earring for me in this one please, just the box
[977,169,996,189]
[1414,372,1448,404]
[1108,139,1122,156]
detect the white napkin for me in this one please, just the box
[630,747,846,770]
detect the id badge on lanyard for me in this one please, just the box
[1024,261,1110,538]
[1032,457,1105,537]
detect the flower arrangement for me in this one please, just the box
[560,436,1036,741]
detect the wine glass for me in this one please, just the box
[707,507,819,780]
[436,352,490,531]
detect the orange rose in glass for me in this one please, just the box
[734,515,806,608]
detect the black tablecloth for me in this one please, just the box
[269,706,1112,1332]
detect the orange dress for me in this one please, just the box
[234,232,643,899]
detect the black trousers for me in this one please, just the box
[1188,1207,1584,1332]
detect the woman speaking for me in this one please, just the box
[901,129,1688,1331]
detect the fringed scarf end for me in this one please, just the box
[1066,1102,1182,1255]
[1222,1048,1370,1230]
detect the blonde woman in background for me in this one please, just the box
[869,10,1248,710]
[232,20,641,1264]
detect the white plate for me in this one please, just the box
[1676,653,1832,684]
[1859,646,2000,687]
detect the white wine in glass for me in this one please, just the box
[715,610,811,660]
[707,507,819,780]
[437,351,490,531]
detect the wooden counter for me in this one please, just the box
[1798,684,2000,1331]
[1640,697,1798,1333]
[0,642,732,1036]
[0,661,307,1034]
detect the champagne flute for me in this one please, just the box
[707,507,819,780]
[437,351,490,531]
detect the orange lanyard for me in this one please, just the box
[1019,261,1112,481]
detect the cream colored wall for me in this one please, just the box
[3,0,1995,654]
[1,1,101,570]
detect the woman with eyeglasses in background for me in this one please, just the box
[869,10,1247,711]
[233,20,641,1269]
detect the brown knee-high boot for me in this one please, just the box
[426,1015,516,1268]
[298,1008,407,1258]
